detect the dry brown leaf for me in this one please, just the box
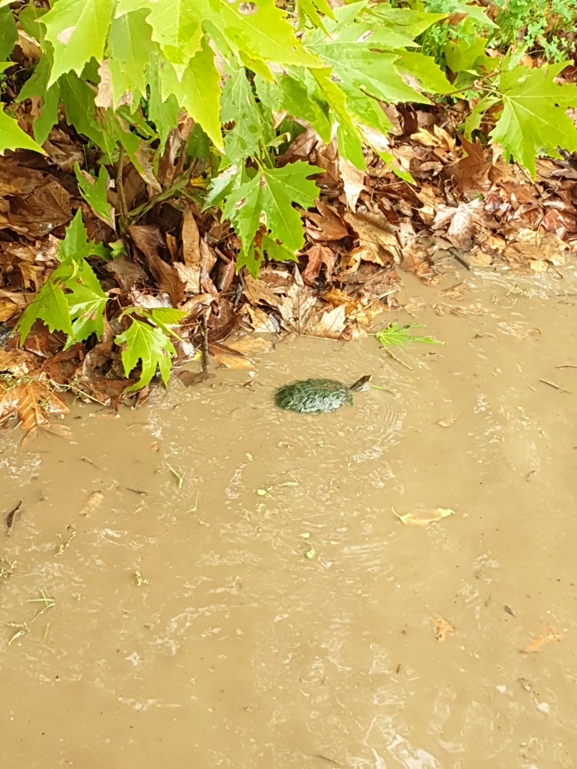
[129,225,185,306]
[2,177,72,237]
[226,336,274,355]
[395,507,455,526]
[175,263,202,293]
[448,136,492,192]
[243,274,281,308]
[245,305,280,333]
[209,343,254,369]
[303,244,337,285]
[181,205,202,290]
[304,200,348,241]
[434,616,455,642]
[410,128,438,147]
[95,60,115,110]
[0,298,22,322]
[0,378,71,443]
[276,282,317,333]
[304,304,346,339]
[433,303,487,317]
[345,212,402,265]
[0,349,41,376]
[521,627,564,653]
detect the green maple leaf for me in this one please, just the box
[160,38,223,150]
[65,260,108,348]
[107,9,155,104]
[74,164,115,229]
[255,69,332,144]
[217,0,320,68]
[310,42,426,105]
[491,63,577,178]
[16,56,61,146]
[222,162,321,257]
[0,105,44,155]
[0,6,17,60]
[60,73,105,148]
[147,56,180,151]
[221,65,269,163]
[394,51,452,95]
[17,265,75,343]
[116,318,177,392]
[58,210,95,261]
[17,211,107,345]
[368,6,447,39]
[143,0,206,71]
[43,0,115,86]
[297,0,335,30]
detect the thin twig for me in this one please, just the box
[383,348,413,371]
[116,145,128,230]
[539,379,570,394]
[201,312,210,375]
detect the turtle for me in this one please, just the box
[274,375,372,414]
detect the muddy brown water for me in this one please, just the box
[2,270,577,768]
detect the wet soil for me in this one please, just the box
[2,269,577,769]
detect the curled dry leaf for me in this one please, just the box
[521,627,564,653]
[434,616,455,641]
[395,507,455,526]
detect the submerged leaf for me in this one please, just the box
[394,508,455,526]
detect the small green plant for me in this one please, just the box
[375,322,444,347]
[494,0,577,62]
[16,214,186,391]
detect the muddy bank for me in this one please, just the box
[1,269,577,768]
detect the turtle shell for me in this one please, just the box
[274,378,352,414]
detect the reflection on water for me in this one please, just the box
[1,270,577,768]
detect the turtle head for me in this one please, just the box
[350,375,372,392]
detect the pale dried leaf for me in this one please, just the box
[304,304,346,339]
[182,205,202,275]
[521,628,564,653]
[243,274,281,308]
[338,157,365,210]
[245,305,280,333]
[437,415,458,427]
[0,350,40,376]
[345,212,402,264]
[434,616,455,641]
[79,491,104,517]
[395,507,455,526]
[226,336,274,355]
[210,348,254,369]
